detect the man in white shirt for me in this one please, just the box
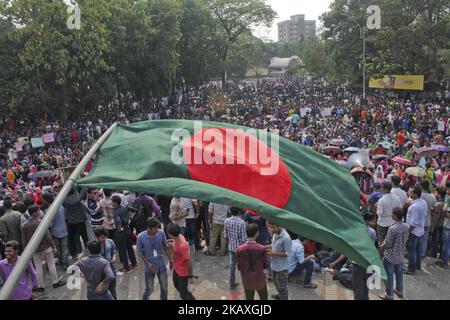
[391,176,408,208]
[376,181,402,245]
[406,186,428,274]
[180,198,202,251]
[420,181,436,258]
[112,190,128,208]
[206,203,230,256]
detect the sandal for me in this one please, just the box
[304,283,318,289]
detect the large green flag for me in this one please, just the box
[77,120,385,279]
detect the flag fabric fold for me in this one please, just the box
[77,120,385,279]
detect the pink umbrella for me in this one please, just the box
[323,146,341,155]
[416,147,439,158]
[392,156,414,167]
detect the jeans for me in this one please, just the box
[383,258,403,299]
[209,224,226,256]
[109,265,117,300]
[229,251,237,286]
[272,270,289,300]
[431,226,443,258]
[142,271,168,300]
[407,233,422,272]
[67,222,88,257]
[441,227,450,266]
[53,236,69,268]
[87,288,114,300]
[116,230,137,269]
[245,285,268,300]
[186,218,201,249]
[173,270,195,300]
[352,263,369,300]
[288,260,314,285]
[419,226,430,257]
[33,247,59,288]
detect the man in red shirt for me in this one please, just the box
[236,223,268,300]
[167,223,195,300]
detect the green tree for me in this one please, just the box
[206,0,277,87]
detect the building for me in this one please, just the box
[277,14,316,44]
[268,56,304,78]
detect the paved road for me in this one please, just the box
[30,248,450,300]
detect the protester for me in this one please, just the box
[137,217,169,300]
[267,222,292,300]
[406,186,428,274]
[0,198,23,252]
[224,207,246,290]
[43,193,69,269]
[288,235,318,289]
[0,240,38,300]
[379,207,409,300]
[63,188,88,259]
[169,196,188,236]
[236,223,268,300]
[420,180,436,257]
[205,202,229,256]
[112,195,138,273]
[92,229,117,299]
[75,240,115,300]
[376,182,402,246]
[167,223,196,300]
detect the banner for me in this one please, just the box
[31,137,45,148]
[369,75,424,91]
[321,108,333,117]
[42,132,55,144]
[18,137,29,145]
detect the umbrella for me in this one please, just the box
[432,145,450,153]
[372,154,388,160]
[329,139,346,146]
[269,118,281,123]
[220,114,231,119]
[392,156,414,167]
[416,147,439,158]
[344,147,360,153]
[285,116,293,122]
[405,166,425,177]
[377,141,394,149]
[323,146,341,155]
[29,170,55,178]
[351,167,372,176]
[336,160,348,166]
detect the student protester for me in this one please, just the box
[167,223,196,300]
[137,217,170,300]
[237,223,268,300]
[224,207,246,289]
[266,222,292,300]
[75,240,115,300]
[0,240,38,300]
[93,228,117,300]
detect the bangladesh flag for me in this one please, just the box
[77,120,385,279]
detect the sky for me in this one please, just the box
[254,0,334,42]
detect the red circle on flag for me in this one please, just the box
[182,128,292,208]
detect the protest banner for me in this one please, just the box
[31,137,45,148]
[42,132,55,144]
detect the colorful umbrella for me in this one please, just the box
[392,156,414,167]
[344,147,360,153]
[432,145,449,153]
[416,147,439,158]
[323,146,341,155]
[373,154,388,160]
[405,166,425,177]
[377,141,394,149]
[329,139,346,146]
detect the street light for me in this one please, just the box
[341,13,366,100]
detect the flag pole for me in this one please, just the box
[0,122,118,300]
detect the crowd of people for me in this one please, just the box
[0,78,449,300]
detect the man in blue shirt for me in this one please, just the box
[137,217,170,300]
[267,222,292,300]
[288,236,317,289]
[94,229,117,300]
[406,186,428,274]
